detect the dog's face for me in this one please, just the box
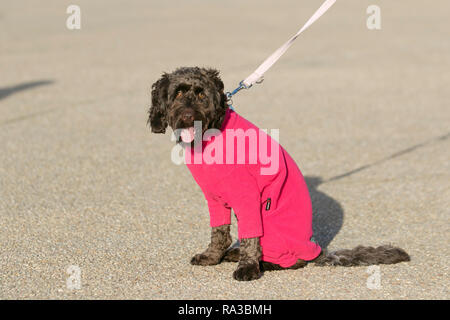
[148,67,227,142]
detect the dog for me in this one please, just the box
[148,67,410,281]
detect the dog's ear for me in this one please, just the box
[204,68,227,109]
[205,68,224,93]
[148,73,170,133]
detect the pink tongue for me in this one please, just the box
[181,127,195,143]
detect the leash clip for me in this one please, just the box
[225,78,264,107]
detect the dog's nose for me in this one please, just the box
[181,110,195,123]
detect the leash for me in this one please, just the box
[226,0,337,106]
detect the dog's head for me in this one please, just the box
[148,67,228,141]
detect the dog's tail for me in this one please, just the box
[312,245,410,267]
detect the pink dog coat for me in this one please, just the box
[185,109,321,267]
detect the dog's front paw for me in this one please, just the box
[190,253,221,266]
[233,262,261,281]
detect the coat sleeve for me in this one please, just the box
[224,168,263,240]
[203,192,232,228]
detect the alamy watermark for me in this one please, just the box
[170,121,280,175]
[66,265,82,290]
[366,266,381,290]
[366,5,381,30]
[66,5,81,30]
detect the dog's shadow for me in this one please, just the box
[0,80,54,101]
[305,176,343,249]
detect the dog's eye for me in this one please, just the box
[198,92,205,99]
[176,90,183,99]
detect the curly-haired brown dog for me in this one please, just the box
[148,67,410,281]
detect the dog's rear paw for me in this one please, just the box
[190,253,221,266]
[233,262,261,281]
